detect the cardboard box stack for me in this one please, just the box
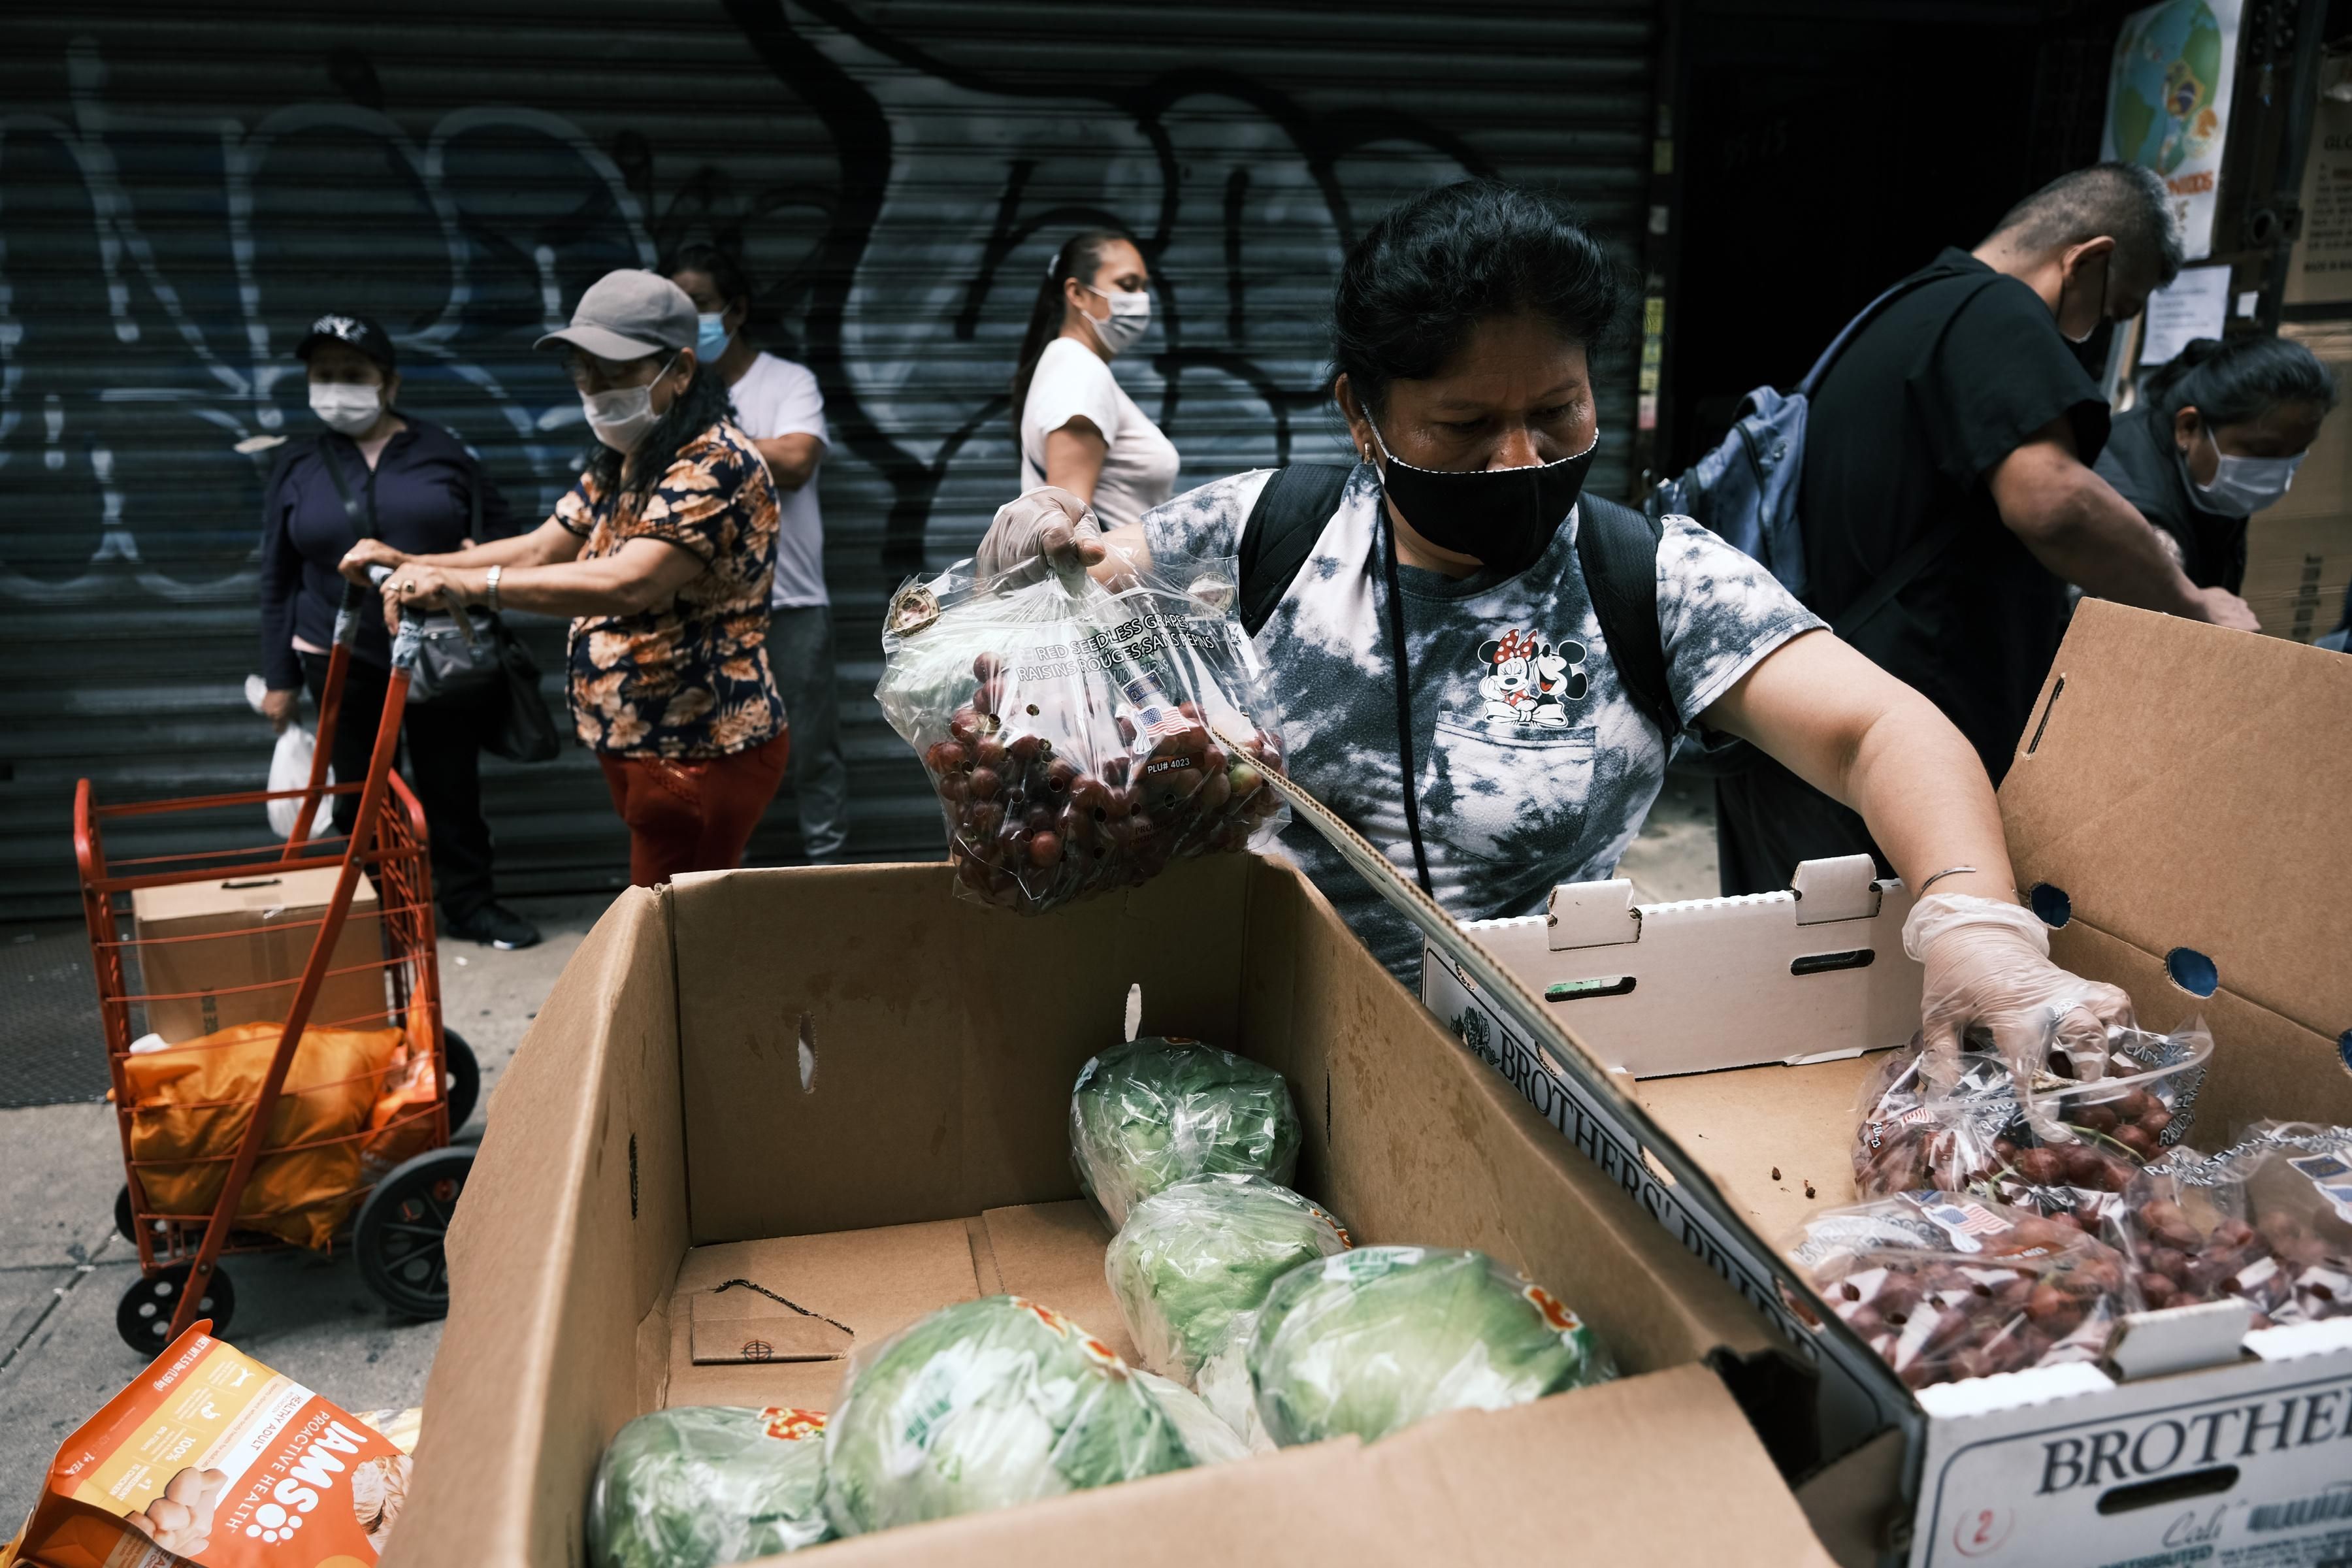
[2247,321,2352,645]
[387,857,1837,1567]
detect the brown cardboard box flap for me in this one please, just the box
[689,1289,855,1363]
[2001,600,2352,1043]
[811,1363,1833,1567]
[399,889,687,1568]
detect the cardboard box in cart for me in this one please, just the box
[385,855,1840,1567]
[129,866,385,1043]
[1418,602,2352,1567]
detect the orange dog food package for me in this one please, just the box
[6,1322,410,1568]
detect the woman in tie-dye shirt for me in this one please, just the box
[976,182,2132,1084]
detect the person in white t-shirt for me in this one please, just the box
[669,246,849,860]
[1011,231,1180,529]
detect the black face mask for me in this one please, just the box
[1365,417,1598,578]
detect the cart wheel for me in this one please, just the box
[117,1263,234,1353]
[442,1029,481,1132]
[114,1184,172,1247]
[355,1146,472,1319]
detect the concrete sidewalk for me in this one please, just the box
[0,894,609,1532]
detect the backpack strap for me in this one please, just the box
[1237,464,1355,637]
[1242,467,1681,743]
[315,438,376,542]
[1810,272,2006,638]
[1796,263,1993,397]
[1575,494,1679,743]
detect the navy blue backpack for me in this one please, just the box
[1648,265,1997,608]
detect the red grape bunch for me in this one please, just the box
[922,651,1286,913]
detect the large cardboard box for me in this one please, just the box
[389,856,1838,1567]
[2251,321,2352,643]
[2242,513,2352,644]
[129,867,385,1043]
[1416,603,2352,1566]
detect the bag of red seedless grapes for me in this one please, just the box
[2112,1122,2352,1326]
[876,547,1286,914]
[1852,1019,2213,1226]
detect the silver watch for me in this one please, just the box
[485,563,502,614]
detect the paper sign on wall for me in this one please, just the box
[2101,0,2242,261]
[2285,52,2352,306]
[2138,263,2232,368]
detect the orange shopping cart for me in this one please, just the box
[76,567,479,1352]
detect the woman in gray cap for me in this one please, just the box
[339,270,789,886]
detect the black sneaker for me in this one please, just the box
[443,902,542,951]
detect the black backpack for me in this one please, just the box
[1235,464,1684,744]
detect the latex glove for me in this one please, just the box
[1903,893,2135,1100]
[975,485,1104,586]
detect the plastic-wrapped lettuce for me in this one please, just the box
[821,1296,1196,1535]
[1105,1175,1350,1383]
[1135,1370,1250,1465]
[1070,1037,1301,1227]
[588,1406,831,1568]
[1249,1247,1616,1446]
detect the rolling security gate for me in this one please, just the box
[0,0,1658,917]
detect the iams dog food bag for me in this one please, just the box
[5,1322,410,1567]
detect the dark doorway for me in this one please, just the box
[1665,1,2136,472]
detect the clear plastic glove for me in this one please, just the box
[975,485,1104,586]
[1903,893,2135,1103]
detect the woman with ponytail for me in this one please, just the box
[1009,229,1179,529]
[2095,335,2337,592]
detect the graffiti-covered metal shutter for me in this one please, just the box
[0,0,1658,914]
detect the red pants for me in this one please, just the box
[597,730,791,887]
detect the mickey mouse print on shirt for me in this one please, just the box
[1474,627,1588,728]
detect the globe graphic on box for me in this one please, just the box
[2110,0,2225,174]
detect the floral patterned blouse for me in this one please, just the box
[555,420,785,759]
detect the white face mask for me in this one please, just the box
[1081,283,1151,355]
[2191,425,2302,515]
[581,355,679,453]
[309,382,383,436]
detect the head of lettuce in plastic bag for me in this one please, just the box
[1249,1247,1616,1447]
[1070,1037,1301,1228]
[1105,1174,1350,1382]
[589,1405,830,1568]
[823,1296,1197,1535]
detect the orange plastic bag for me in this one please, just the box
[359,1050,442,1175]
[124,1022,404,1249]
[6,1322,408,1568]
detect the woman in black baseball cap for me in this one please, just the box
[257,311,544,949]
[336,270,793,887]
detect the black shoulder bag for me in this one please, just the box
[319,440,562,762]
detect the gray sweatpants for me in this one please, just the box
[767,604,851,860]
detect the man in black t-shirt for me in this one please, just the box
[1716,163,2262,895]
